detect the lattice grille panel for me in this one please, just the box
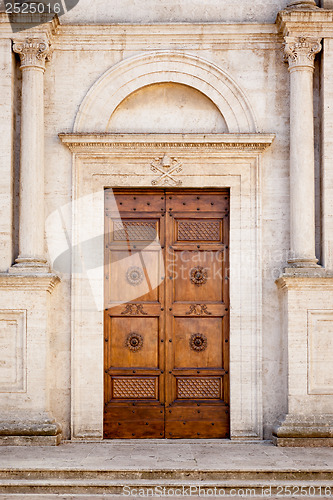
[113,221,157,241]
[177,220,220,241]
[177,377,221,399]
[112,377,157,399]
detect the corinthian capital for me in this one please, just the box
[284,36,322,70]
[13,37,51,71]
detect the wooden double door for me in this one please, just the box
[104,189,229,438]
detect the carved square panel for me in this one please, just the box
[308,310,333,395]
[172,251,223,303]
[176,219,222,242]
[109,317,159,368]
[112,376,158,399]
[174,317,223,368]
[0,310,26,393]
[177,377,221,399]
[112,219,158,242]
[106,249,162,304]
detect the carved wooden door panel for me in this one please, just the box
[104,191,166,438]
[104,189,229,439]
[164,191,229,438]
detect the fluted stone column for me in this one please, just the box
[284,35,322,267]
[12,37,51,273]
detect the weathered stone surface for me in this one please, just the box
[0,0,333,446]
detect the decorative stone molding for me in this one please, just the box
[273,414,333,447]
[286,0,318,9]
[276,274,333,291]
[276,9,333,39]
[50,24,281,52]
[0,273,60,293]
[13,37,51,71]
[284,35,322,70]
[59,133,275,155]
[0,412,62,446]
[65,131,274,440]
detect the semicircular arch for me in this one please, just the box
[73,51,257,134]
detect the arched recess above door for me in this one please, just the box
[73,51,258,134]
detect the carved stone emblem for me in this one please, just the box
[121,304,148,315]
[125,333,144,352]
[190,333,208,352]
[126,266,144,286]
[190,266,208,286]
[150,154,183,186]
[186,304,212,316]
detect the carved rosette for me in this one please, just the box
[284,36,322,71]
[13,38,51,71]
[126,266,144,286]
[189,333,208,352]
[125,332,144,352]
[190,266,208,286]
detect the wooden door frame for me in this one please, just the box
[60,133,275,441]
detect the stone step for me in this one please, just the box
[0,477,333,496]
[1,468,333,480]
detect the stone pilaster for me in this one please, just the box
[284,35,322,268]
[11,37,51,273]
[273,275,333,447]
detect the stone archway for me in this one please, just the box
[61,50,274,440]
[73,50,257,134]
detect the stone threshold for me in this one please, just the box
[0,442,332,497]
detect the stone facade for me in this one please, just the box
[0,0,333,445]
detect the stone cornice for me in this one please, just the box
[53,23,281,50]
[58,133,276,155]
[276,273,333,290]
[0,13,59,39]
[0,16,282,48]
[0,273,60,293]
[276,8,333,37]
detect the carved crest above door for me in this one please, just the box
[150,154,183,186]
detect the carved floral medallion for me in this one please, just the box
[126,266,144,286]
[189,333,208,352]
[125,332,144,352]
[190,266,208,286]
